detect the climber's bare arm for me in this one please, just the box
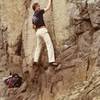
[44,0,52,12]
[33,24,36,29]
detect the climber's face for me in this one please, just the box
[35,4,40,11]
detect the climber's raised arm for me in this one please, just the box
[44,0,52,12]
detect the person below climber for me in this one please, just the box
[32,0,58,67]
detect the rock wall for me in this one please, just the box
[0,0,100,100]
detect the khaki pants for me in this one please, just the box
[34,27,55,63]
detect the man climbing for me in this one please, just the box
[32,0,58,67]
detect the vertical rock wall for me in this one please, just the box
[0,0,100,100]
[53,0,69,45]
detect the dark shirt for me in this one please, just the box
[32,9,45,29]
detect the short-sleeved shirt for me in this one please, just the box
[32,9,45,29]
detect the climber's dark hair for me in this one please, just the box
[32,2,39,11]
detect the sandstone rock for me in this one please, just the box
[0,0,100,100]
[88,0,100,29]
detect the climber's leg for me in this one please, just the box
[34,32,42,63]
[40,28,55,63]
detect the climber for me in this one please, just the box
[32,0,58,67]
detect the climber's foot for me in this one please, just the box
[55,64,62,71]
[33,62,38,66]
[49,62,59,67]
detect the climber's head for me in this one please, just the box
[32,2,40,11]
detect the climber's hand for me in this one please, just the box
[44,0,52,12]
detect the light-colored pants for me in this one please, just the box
[34,27,55,63]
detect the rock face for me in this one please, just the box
[0,17,9,99]
[0,0,100,100]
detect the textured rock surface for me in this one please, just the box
[0,0,100,100]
